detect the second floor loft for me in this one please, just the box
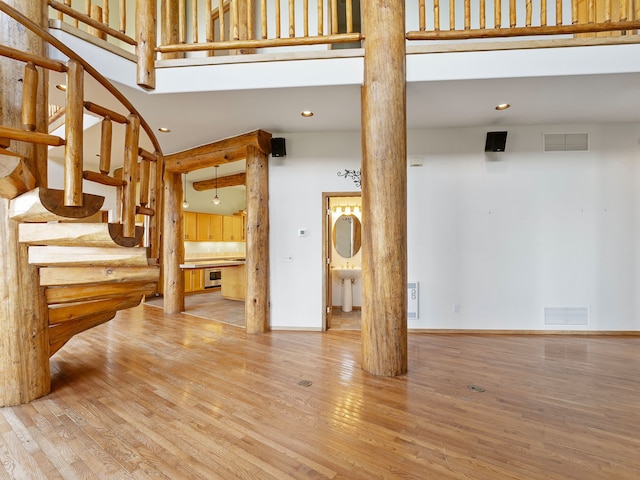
[44,0,640,89]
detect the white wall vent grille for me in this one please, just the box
[544,307,589,326]
[407,282,419,319]
[544,133,589,152]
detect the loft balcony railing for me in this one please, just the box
[47,0,640,89]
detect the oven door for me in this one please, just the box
[204,268,222,288]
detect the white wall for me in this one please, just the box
[269,131,362,329]
[268,124,640,331]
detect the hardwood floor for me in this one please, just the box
[144,289,245,328]
[1,305,639,479]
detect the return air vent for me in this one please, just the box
[544,307,589,326]
[544,133,589,152]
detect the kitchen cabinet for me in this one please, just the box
[223,215,245,242]
[196,213,223,241]
[183,212,197,241]
[184,269,204,293]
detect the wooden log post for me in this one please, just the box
[122,114,140,238]
[21,62,38,131]
[136,0,156,89]
[99,117,112,174]
[245,144,270,334]
[0,0,50,407]
[161,0,183,60]
[361,0,408,377]
[88,5,107,40]
[64,59,84,207]
[148,152,163,263]
[139,159,150,207]
[231,0,257,54]
[163,170,185,313]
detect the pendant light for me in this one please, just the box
[182,173,189,209]
[212,166,221,205]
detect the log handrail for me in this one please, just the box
[0,1,163,251]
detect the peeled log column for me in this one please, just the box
[0,0,50,407]
[245,144,270,334]
[162,170,185,313]
[361,0,408,377]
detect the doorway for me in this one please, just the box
[322,192,362,330]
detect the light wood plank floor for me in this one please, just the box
[1,305,639,479]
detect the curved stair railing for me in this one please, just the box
[0,2,163,356]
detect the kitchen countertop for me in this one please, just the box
[180,259,245,269]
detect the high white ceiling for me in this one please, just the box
[47,36,640,184]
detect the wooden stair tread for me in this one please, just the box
[48,294,145,325]
[29,245,149,267]
[10,187,104,222]
[20,222,144,247]
[45,281,156,304]
[40,266,159,286]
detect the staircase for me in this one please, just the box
[0,3,163,360]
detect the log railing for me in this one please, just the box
[157,0,362,56]
[0,2,163,261]
[408,0,640,40]
[45,1,639,93]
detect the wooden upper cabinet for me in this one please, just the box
[223,215,245,242]
[196,213,223,241]
[183,212,197,241]
[183,212,242,242]
[210,214,223,241]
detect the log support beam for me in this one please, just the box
[245,145,270,334]
[360,0,408,377]
[1,0,50,407]
[162,171,185,313]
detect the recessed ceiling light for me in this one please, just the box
[55,84,67,91]
[301,110,314,117]
[495,103,510,110]
[158,127,171,133]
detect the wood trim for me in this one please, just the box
[409,329,640,335]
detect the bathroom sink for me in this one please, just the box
[333,267,361,312]
[333,267,362,280]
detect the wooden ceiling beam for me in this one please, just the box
[192,172,246,191]
[164,129,272,173]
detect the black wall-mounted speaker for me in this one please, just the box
[485,131,508,152]
[271,137,286,157]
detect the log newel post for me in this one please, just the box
[361,0,408,377]
[163,171,185,314]
[245,144,270,334]
[1,0,50,406]
[136,0,157,89]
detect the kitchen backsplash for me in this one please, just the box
[184,242,246,257]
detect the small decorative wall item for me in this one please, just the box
[337,169,361,188]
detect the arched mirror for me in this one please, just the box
[333,214,362,258]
